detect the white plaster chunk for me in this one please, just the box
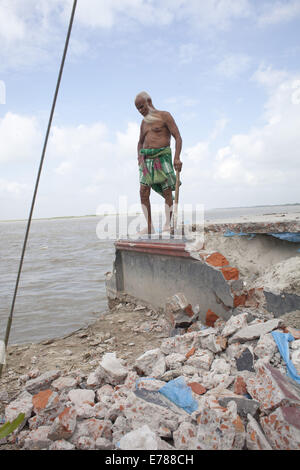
[165,353,186,370]
[253,333,277,360]
[246,414,272,450]
[5,390,33,432]
[186,349,214,371]
[135,348,166,378]
[97,352,129,385]
[291,349,300,375]
[49,439,76,450]
[118,425,159,450]
[221,312,248,337]
[23,425,52,450]
[211,358,231,375]
[229,319,282,344]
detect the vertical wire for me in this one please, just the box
[0,0,78,378]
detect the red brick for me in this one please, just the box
[234,376,247,396]
[184,304,194,318]
[205,252,229,267]
[32,390,58,413]
[185,347,196,359]
[188,382,206,395]
[205,309,219,327]
[221,266,239,281]
[234,294,247,307]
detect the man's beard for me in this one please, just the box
[143,107,160,123]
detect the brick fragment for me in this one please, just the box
[205,252,229,267]
[32,389,59,414]
[234,376,247,396]
[188,382,206,395]
[221,266,239,281]
[234,294,247,307]
[185,347,196,359]
[184,304,194,317]
[205,309,219,327]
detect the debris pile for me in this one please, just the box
[1,294,300,451]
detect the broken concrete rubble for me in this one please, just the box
[2,294,300,451]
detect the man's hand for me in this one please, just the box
[174,158,182,172]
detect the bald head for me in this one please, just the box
[135,91,160,123]
[135,91,152,103]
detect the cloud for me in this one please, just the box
[178,43,199,65]
[0,1,25,43]
[54,161,73,176]
[0,0,255,71]
[183,141,210,163]
[0,0,66,70]
[216,54,252,78]
[2,0,300,73]
[48,122,111,161]
[251,64,289,88]
[258,0,300,26]
[177,0,252,31]
[74,0,253,31]
[0,178,29,196]
[213,69,300,192]
[0,112,42,162]
[210,118,229,139]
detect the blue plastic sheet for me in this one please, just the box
[268,232,300,243]
[224,230,255,238]
[158,376,198,414]
[271,331,300,384]
[224,230,300,246]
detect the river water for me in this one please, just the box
[0,204,299,345]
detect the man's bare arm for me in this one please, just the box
[163,112,182,171]
[137,122,145,164]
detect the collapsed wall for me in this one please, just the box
[105,219,300,322]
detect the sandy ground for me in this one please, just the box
[0,303,169,415]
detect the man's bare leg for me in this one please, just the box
[138,184,155,235]
[162,187,173,232]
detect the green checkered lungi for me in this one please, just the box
[139,146,180,197]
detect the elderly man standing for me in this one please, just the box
[135,91,183,235]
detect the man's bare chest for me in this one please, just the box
[143,121,169,137]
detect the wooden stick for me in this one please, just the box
[172,169,180,234]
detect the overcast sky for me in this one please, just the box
[0,0,300,220]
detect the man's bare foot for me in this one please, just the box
[136,226,155,236]
[162,224,171,233]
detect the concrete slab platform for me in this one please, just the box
[105,214,300,320]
